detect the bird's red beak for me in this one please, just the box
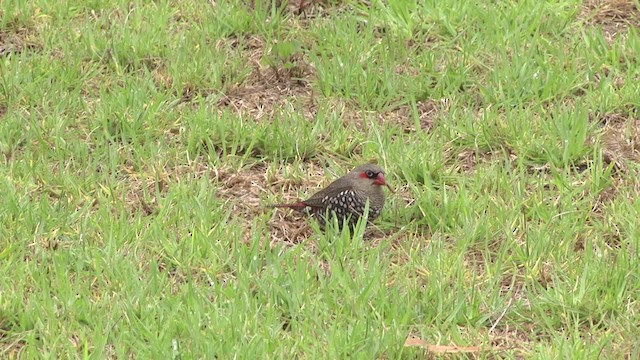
[374,173,396,193]
[373,173,386,186]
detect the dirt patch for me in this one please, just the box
[339,98,448,133]
[0,27,39,57]
[601,123,640,168]
[212,163,271,220]
[211,35,316,122]
[268,219,313,244]
[591,112,640,169]
[213,162,328,243]
[580,0,640,41]
[217,64,315,121]
[382,100,444,133]
[457,149,497,173]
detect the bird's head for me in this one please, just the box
[350,163,395,193]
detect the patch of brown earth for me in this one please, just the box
[213,162,328,243]
[210,35,444,129]
[0,27,39,57]
[212,163,270,220]
[383,100,445,133]
[582,112,640,182]
[212,36,316,122]
[268,220,313,245]
[580,0,640,42]
[457,149,484,173]
[598,114,640,169]
[339,98,448,133]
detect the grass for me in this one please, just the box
[1,0,639,358]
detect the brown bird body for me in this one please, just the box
[270,164,393,229]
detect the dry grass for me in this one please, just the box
[580,0,640,41]
[599,116,640,167]
[337,98,448,133]
[0,27,39,57]
[213,162,328,244]
[380,99,446,133]
[213,36,316,121]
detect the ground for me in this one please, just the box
[1,0,639,358]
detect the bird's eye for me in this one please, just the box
[365,170,375,178]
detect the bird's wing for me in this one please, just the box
[302,184,353,208]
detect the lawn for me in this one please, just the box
[1,0,639,358]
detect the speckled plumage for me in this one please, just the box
[271,164,392,229]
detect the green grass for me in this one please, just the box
[1,0,640,358]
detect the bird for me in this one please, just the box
[269,163,394,230]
